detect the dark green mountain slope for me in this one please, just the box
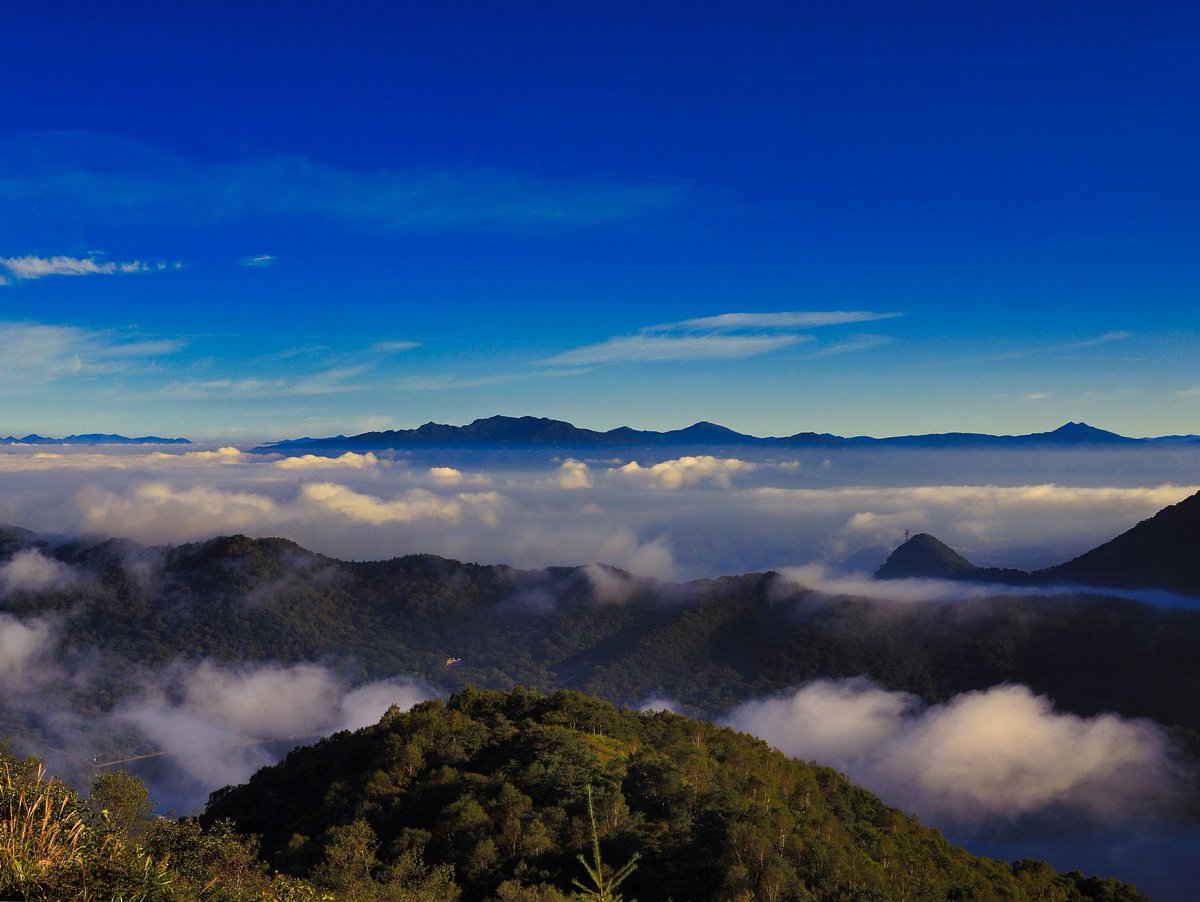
[205,687,1143,902]
[1038,490,1200,594]
[5,528,1200,752]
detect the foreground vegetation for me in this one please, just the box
[3,689,1147,900]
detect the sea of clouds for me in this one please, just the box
[1,442,1198,580]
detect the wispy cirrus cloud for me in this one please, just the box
[647,310,901,332]
[816,332,893,356]
[370,340,421,354]
[157,340,420,399]
[0,132,685,231]
[1074,330,1131,348]
[544,309,901,366]
[0,254,179,283]
[158,367,369,399]
[239,254,276,267]
[545,332,806,366]
[0,321,183,388]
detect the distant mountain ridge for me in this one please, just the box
[249,414,1197,455]
[0,433,190,445]
[876,489,1200,596]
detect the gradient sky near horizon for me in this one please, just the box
[2,1,1198,442]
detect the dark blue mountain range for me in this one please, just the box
[0,433,191,445]
[250,415,1195,455]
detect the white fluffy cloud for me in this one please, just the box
[274,451,379,470]
[114,660,435,802]
[0,549,80,595]
[556,458,593,489]
[616,455,756,489]
[0,614,55,687]
[725,679,1191,830]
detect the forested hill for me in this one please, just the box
[204,686,1144,901]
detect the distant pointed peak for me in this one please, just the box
[875,533,977,580]
[1048,421,1114,436]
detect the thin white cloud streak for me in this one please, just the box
[1075,330,1131,348]
[370,340,420,354]
[545,309,900,367]
[816,333,893,356]
[158,366,374,399]
[650,311,901,332]
[775,564,1037,604]
[239,254,276,267]
[0,447,244,471]
[724,679,1192,831]
[0,254,178,281]
[544,333,805,366]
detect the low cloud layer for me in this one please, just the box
[0,611,436,812]
[114,661,435,799]
[616,455,756,489]
[1,549,81,595]
[0,613,56,687]
[725,679,1192,833]
[0,444,1198,586]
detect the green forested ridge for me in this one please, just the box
[4,528,1200,745]
[2,690,1148,900]
[202,686,1143,901]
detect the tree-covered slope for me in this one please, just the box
[204,686,1144,902]
[5,529,1200,746]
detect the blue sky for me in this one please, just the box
[1,1,1198,441]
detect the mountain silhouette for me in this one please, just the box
[876,490,1200,596]
[874,533,977,579]
[250,415,1195,455]
[1038,490,1200,594]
